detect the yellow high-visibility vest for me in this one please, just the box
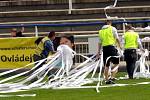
[35,37,52,57]
[124,31,138,49]
[98,26,116,46]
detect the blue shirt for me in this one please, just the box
[41,39,54,58]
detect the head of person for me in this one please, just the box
[48,31,56,41]
[11,28,17,37]
[105,19,112,25]
[60,35,74,48]
[125,24,134,31]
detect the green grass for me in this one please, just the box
[0,73,150,100]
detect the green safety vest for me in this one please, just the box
[124,31,138,49]
[98,26,116,46]
[35,36,52,57]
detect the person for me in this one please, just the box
[59,35,74,49]
[53,35,74,50]
[30,31,56,82]
[16,31,25,37]
[33,31,56,63]
[97,20,122,84]
[123,25,144,79]
[54,35,75,68]
[11,25,25,37]
[47,35,75,79]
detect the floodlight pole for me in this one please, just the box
[68,0,72,14]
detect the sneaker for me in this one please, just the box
[30,77,38,83]
[110,78,117,81]
[129,76,133,79]
[105,80,115,84]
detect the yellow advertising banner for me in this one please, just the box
[0,37,37,69]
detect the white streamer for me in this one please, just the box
[0,45,103,95]
[96,52,103,93]
[133,49,150,78]
[0,94,36,97]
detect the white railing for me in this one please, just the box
[74,41,150,63]
[74,33,150,63]
[68,0,72,14]
[0,17,150,25]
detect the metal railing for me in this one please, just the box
[0,1,150,14]
[74,34,150,63]
[0,18,149,63]
[0,19,150,37]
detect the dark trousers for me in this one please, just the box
[33,54,52,77]
[124,49,137,79]
[33,54,45,70]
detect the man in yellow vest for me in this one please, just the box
[97,20,122,84]
[33,31,56,67]
[123,25,144,79]
[30,31,56,82]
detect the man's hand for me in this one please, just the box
[96,52,101,60]
[140,48,145,53]
[118,50,124,57]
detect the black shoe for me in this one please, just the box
[110,78,117,81]
[30,77,38,83]
[129,76,133,79]
[105,80,115,84]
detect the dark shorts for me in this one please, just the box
[103,45,119,67]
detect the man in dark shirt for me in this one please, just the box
[11,25,24,37]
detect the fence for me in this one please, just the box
[0,19,150,64]
[0,19,150,37]
[74,34,150,63]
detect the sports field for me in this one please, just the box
[0,73,150,100]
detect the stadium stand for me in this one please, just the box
[0,0,149,34]
[0,0,150,23]
[0,0,149,68]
